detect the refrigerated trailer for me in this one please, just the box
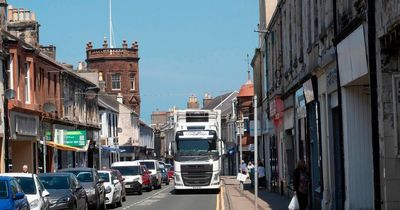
[168,109,224,192]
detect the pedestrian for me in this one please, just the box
[258,162,266,188]
[240,160,247,175]
[22,165,28,173]
[293,160,309,210]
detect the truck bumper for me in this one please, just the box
[174,171,220,189]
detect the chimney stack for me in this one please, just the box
[203,93,213,108]
[187,95,199,109]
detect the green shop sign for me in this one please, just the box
[64,130,87,147]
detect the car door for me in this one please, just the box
[72,176,86,210]
[93,170,104,204]
[10,180,29,210]
[112,173,121,199]
[35,176,49,210]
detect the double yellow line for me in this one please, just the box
[215,185,225,210]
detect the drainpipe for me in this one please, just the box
[332,0,346,208]
[367,0,381,208]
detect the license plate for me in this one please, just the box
[125,185,132,188]
[192,187,201,189]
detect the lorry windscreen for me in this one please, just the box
[176,138,217,154]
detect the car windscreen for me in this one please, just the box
[39,176,70,190]
[15,177,36,194]
[98,173,110,182]
[140,162,155,170]
[67,171,93,183]
[111,166,140,176]
[0,180,9,198]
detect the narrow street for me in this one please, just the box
[115,183,220,210]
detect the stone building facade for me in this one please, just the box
[85,39,141,115]
[256,0,391,209]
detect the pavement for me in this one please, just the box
[221,176,290,210]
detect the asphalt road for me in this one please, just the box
[109,183,222,210]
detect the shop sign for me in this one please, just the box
[65,130,87,148]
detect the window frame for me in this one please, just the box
[24,61,31,104]
[111,73,121,90]
[129,73,135,91]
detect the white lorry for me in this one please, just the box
[168,109,224,192]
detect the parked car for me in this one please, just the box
[3,173,50,210]
[112,169,126,202]
[158,161,166,170]
[165,163,172,171]
[0,176,30,210]
[111,161,143,195]
[160,168,170,185]
[98,170,123,208]
[59,168,106,210]
[167,166,174,180]
[140,165,152,192]
[38,173,87,210]
[138,160,162,189]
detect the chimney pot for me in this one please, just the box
[122,40,128,48]
[103,38,108,48]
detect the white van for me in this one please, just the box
[137,160,162,189]
[111,161,143,195]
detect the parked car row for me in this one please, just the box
[0,160,172,210]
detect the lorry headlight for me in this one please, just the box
[175,174,181,182]
[213,173,220,181]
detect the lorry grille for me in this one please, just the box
[181,164,213,186]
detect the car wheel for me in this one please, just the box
[116,194,123,207]
[122,196,126,202]
[68,203,77,210]
[138,186,143,195]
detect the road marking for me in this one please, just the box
[215,188,220,210]
[123,185,172,209]
[220,186,225,210]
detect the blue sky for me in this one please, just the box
[8,0,258,123]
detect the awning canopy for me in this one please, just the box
[46,141,87,152]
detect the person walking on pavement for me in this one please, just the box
[247,161,255,186]
[22,165,28,173]
[258,162,266,188]
[240,160,247,175]
[293,160,309,210]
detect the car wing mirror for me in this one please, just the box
[42,189,50,197]
[98,178,105,184]
[14,192,25,200]
[113,180,119,185]
[76,185,83,191]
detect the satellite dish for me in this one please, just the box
[43,102,56,113]
[4,89,16,100]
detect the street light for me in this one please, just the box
[254,95,258,210]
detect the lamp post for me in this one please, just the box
[254,95,258,210]
[3,89,15,173]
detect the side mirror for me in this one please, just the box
[14,192,25,200]
[42,189,50,197]
[113,180,119,185]
[98,178,105,184]
[75,185,83,191]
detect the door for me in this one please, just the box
[307,102,322,210]
[332,107,344,210]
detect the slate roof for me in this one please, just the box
[202,91,238,117]
[98,94,119,113]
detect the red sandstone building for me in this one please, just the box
[85,39,141,115]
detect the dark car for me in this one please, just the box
[0,176,30,210]
[38,173,87,210]
[59,168,106,210]
[160,168,170,185]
